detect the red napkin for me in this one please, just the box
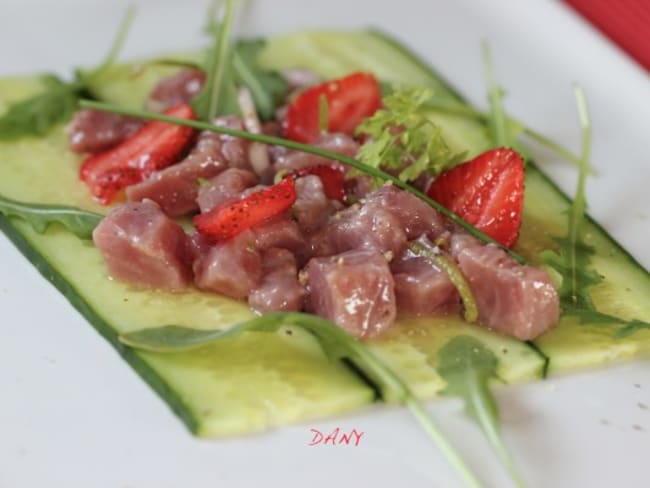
[565,0,650,72]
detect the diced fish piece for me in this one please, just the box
[293,175,339,234]
[126,131,227,217]
[248,248,305,312]
[391,238,460,316]
[92,200,191,291]
[273,133,359,173]
[68,109,142,154]
[196,168,258,213]
[146,68,205,112]
[305,249,396,338]
[450,233,560,340]
[193,229,262,299]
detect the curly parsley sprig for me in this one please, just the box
[356,87,466,182]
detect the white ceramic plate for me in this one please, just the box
[1,1,648,487]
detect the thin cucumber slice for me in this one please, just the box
[0,30,648,436]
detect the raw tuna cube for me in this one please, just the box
[310,204,407,257]
[305,249,396,338]
[145,68,206,112]
[196,168,258,213]
[249,248,305,313]
[193,229,262,299]
[68,109,142,154]
[364,184,445,239]
[391,240,460,316]
[451,233,560,340]
[92,200,191,291]
[252,215,309,264]
[273,133,359,173]
[293,175,339,234]
[126,131,227,217]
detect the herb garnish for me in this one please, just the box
[356,87,465,182]
[482,43,514,148]
[438,336,525,488]
[0,5,135,141]
[232,40,289,121]
[192,0,238,120]
[79,98,526,264]
[0,194,102,239]
[120,312,485,488]
[0,76,78,141]
[193,2,288,121]
[540,87,650,337]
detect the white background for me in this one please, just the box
[0,1,649,487]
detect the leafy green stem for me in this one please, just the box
[79,99,526,264]
[482,43,509,147]
[0,194,103,239]
[568,85,591,305]
[196,0,237,121]
[438,336,525,488]
[119,312,484,488]
[404,397,483,488]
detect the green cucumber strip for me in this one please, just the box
[0,30,648,438]
[121,315,486,488]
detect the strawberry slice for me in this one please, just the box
[194,176,298,243]
[79,103,196,204]
[285,72,381,143]
[427,147,525,247]
[293,165,346,202]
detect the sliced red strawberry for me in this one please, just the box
[293,165,346,202]
[285,72,381,143]
[427,147,525,247]
[194,176,297,243]
[79,103,196,204]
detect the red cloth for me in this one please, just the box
[565,0,650,72]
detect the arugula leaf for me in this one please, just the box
[540,87,594,308]
[232,39,289,121]
[438,335,525,488]
[539,238,602,310]
[0,194,102,239]
[564,307,650,339]
[356,87,466,182]
[121,312,485,488]
[0,77,78,141]
[192,0,239,120]
[541,86,648,337]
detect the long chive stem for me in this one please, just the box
[207,0,235,120]
[79,99,526,264]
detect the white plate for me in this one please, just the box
[1,1,649,487]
